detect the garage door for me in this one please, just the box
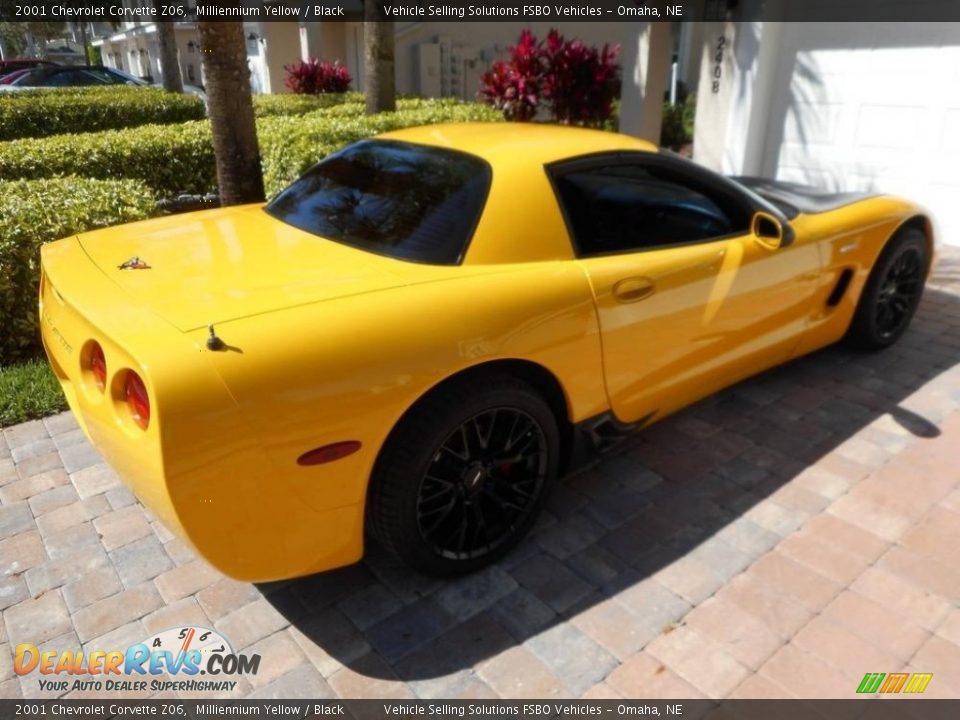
[764,23,960,245]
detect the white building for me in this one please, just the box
[691,0,960,245]
[90,4,958,245]
[91,18,698,107]
[92,21,203,87]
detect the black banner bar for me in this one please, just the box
[3,0,960,23]
[1,701,960,720]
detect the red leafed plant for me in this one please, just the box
[479,30,544,121]
[285,58,352,94]
[542,30,621,127]
[479,29,620,127]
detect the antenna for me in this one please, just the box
[206,324,225,351]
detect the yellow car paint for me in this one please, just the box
[39,123,932,581]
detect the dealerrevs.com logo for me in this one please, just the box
[14,626,260,694]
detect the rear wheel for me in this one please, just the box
[845,228,928,351]
[368,374,559,576]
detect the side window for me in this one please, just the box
[83,69,124,85]
[44,71,83,87]
[553,162,751,256]
[46,70,105,87]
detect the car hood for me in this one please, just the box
[77,203,422,332]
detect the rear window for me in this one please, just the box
[265,140,491,265]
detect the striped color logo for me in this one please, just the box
[857,672,933,694]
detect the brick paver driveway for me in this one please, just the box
[3,250,960,701]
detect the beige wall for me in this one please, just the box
[618,22,673,142]
[300,21,634,99]
[259,22,302,94]
[173,27,202,86]
[300,22,347,64]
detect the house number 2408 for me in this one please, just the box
[712,36,726,93]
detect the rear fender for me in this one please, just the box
[199,262,605,575]
[792,197,931,355]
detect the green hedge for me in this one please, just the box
[0,178,159,364]
[251,93,454,119]
[0,98,502,198]
[0,86,206,141]
[0,119,217,196]
[253,92,361,117]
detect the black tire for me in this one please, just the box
[368,373,560,576]
[845,227,928,351]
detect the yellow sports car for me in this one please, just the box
[39,123,934,580]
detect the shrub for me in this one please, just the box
[0,119,217,196]
[660,93,696,150]
[542,30,621,127]
[0,86,205,141]
[480,29,621,127]
[285,58,352,94]
[0,98,500,198]
[253,91,361,117]
[480,30,544,121]
[0,178,158,364]
[603,98,621,132]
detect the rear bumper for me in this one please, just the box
[40,238,365,582]
[40,250,182,536]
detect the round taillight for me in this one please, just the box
[89,342,107,392]
[125,372,150,430]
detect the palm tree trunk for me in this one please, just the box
[363,4,395,114]
[198,21,264,205]
[153,10,183,92]
[25,31,39,58]
[78,22,90,67]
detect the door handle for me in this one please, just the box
[754,235,780,251]
[612,277,655,303]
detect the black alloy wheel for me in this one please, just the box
[846,227,928,351]
[874,246,923,341]
[416,408,547,561]
[368,373,559,576]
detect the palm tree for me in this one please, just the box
[0,20,65,58]
[197,21,264,205]
[152,6,183,92]
[363,3,395,114]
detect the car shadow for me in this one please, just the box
[258,255,960,692]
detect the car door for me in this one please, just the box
[550,153,821,424]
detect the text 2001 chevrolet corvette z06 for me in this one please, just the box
[40,123,934,579]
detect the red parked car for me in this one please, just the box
[0,59,56,81]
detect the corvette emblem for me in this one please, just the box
[118,257,150,270]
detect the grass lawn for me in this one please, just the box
[0,359,66,428]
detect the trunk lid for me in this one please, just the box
[77,204,414,331]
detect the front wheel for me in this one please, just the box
[368,374,559,576]
[845,227,928,351]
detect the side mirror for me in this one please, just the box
[752,211,794,248]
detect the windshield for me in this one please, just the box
[265,140,491,265]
